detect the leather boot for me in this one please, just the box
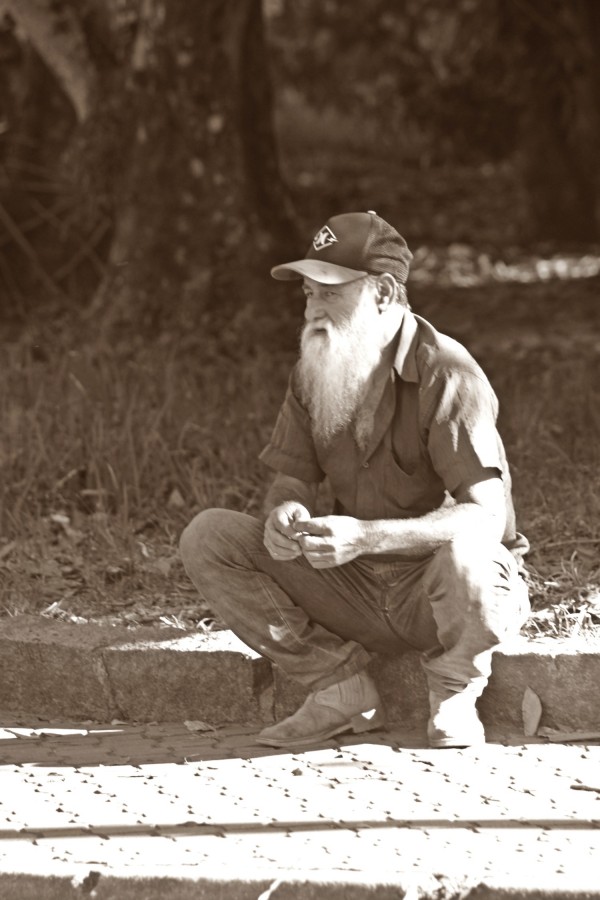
[257,671,385,748]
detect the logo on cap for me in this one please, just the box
[312,225,338,251]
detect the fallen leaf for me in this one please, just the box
[104,565,128,583]
[168,488,185,508]
[159,614,186,629]
[0,541,16,561]
[50,513,70,526]
[184,720,217,733]
[153,557,172,577]
[522,686,543,736]
[40,602,88,625]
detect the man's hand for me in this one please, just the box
[294,515,368,568]
[263,502,311,561]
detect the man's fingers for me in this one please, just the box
[276,518,304,540]
[299,535,330,553]
[265,537,301,560]
[267,532,298,552]
[299,536,336,567]
[267,510,301,541]
[271,547,301,561]
[274,530,294,544]
[264,525,302,560]
[294,517,330,536]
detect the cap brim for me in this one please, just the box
[270,259,368,285]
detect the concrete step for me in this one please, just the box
[1,616,600,735]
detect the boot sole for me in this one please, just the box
[428,733,486,749]
[256,709,386,749]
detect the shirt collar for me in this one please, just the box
[392,309,419,383]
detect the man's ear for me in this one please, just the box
[375,273,397,311]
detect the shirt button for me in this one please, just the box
[362,461,369,468]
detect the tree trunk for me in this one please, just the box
[4,0,297,331]
[509,0,600,241]
[0,0,97,122]
[88,0,297,332]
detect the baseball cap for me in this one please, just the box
[271,211,413,285]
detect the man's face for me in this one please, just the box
[301,275,378,338]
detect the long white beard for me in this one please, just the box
[298,303,383,446]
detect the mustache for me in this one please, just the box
[302,320,333,336]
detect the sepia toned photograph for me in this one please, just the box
[0,1,598,897]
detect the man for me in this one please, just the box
[180,211,530,749]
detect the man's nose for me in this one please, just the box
[304,292,327,321]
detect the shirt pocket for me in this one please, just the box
[384,450,446,517]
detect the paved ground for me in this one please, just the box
[0,713,599,898]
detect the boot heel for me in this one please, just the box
[350,708,386,734]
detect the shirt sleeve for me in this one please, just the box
[422,364,505,495]
[259,369,325,484]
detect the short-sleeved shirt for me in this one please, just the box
[260,310,527,562]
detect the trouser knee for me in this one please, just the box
[426,534,516,595]
[424,534,527,645]
[180,508,260,575]
[180,508,219,568]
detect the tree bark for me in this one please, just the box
[508,0,600,241]
[90,0,297,330]
[0,0,96,122]
[3,0,296,330]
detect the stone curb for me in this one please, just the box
[0,870,599,900]
[0,616,272,725]
[1,616,600,732]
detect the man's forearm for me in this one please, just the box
[362,502,505,557]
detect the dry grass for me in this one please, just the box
[1,280,599,641]
[428,286,600,641]
[0,326,294,625]
[1,121,600,638]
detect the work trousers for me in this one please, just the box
[180,509,530,698]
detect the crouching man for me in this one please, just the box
[180,211,530,749]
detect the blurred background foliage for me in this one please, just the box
[0,0,599,325]
[0,0,599,635]
[267,0,600,240]
[268,0,515,166]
